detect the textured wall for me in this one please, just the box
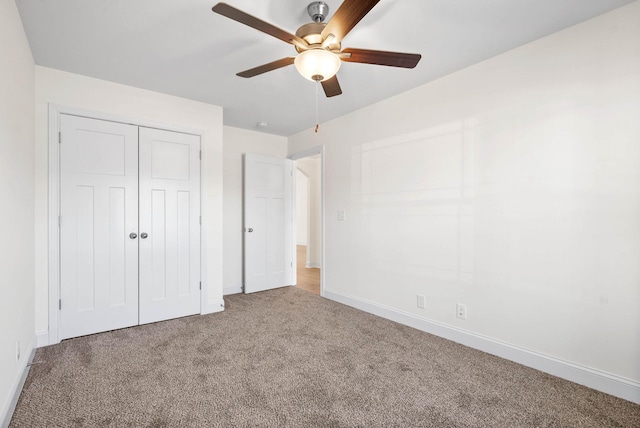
[0,0,35,422]
[289,2,640,394]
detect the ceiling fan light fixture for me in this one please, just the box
[294,49,341,82]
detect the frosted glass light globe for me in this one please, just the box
[294,49,341,82]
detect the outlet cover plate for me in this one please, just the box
[456,303,467,320]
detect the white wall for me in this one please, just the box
[34,67,225,340]
[289,2,640,402]
[222,126,288,295]
[296,156,322,268]
[296,169,309,246]
[0,0,35,423]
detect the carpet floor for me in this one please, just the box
[11,287,640,427]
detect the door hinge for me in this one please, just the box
[59,299,61,310]
[199,216,202,225]
[58,132,61,144]
[199,281,202,290]
[58,216,61,227]
[199,150,202,160]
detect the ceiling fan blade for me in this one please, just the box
[212,3,308,47]
[321,0,380,43]
[321,75,342,97]
[237,57,295,78]
[341,48,421,68]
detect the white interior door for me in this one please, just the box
[59,115,139,340]
[138,127,201,324]
[244,154,294,293]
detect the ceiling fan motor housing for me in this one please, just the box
[307,1,329,23]
[295,22,341,52]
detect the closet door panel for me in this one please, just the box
[139,127,201,324]
[59,115,139,339]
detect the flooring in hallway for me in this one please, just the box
[296,245,320,295]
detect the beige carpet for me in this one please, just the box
[11,287,640,427]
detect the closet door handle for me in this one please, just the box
[129,233,137,239]
[140,233,148,239]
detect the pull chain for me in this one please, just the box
[315,80,320,133]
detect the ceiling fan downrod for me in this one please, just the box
[307,1,329,23]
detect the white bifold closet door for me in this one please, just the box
[138,127,201,324]
[59,115,140,339]
[59,115,200,340]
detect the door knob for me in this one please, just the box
[129,233,137,239]
[247,228,253,233]
[140,233,148,239]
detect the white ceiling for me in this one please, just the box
[17,0,635,136]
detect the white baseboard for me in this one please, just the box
[202,299,225,315]
[1,339,35,428]
[223,285,243,295]
[35,330,49,348]
[324,290,640,404]
[305,262,321,269]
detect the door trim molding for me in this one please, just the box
[47,104,207,345]
[289,146,325,297]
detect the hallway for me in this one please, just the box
[296,245,320,295]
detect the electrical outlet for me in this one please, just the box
[16,341,20,361]
[417,294,425,309]
[337,210,346,221]
[456,303,467,320]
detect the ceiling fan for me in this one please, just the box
[212,0,421,98]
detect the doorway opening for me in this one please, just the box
[291,148,323,296]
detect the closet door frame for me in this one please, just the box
[47,104,208,345]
